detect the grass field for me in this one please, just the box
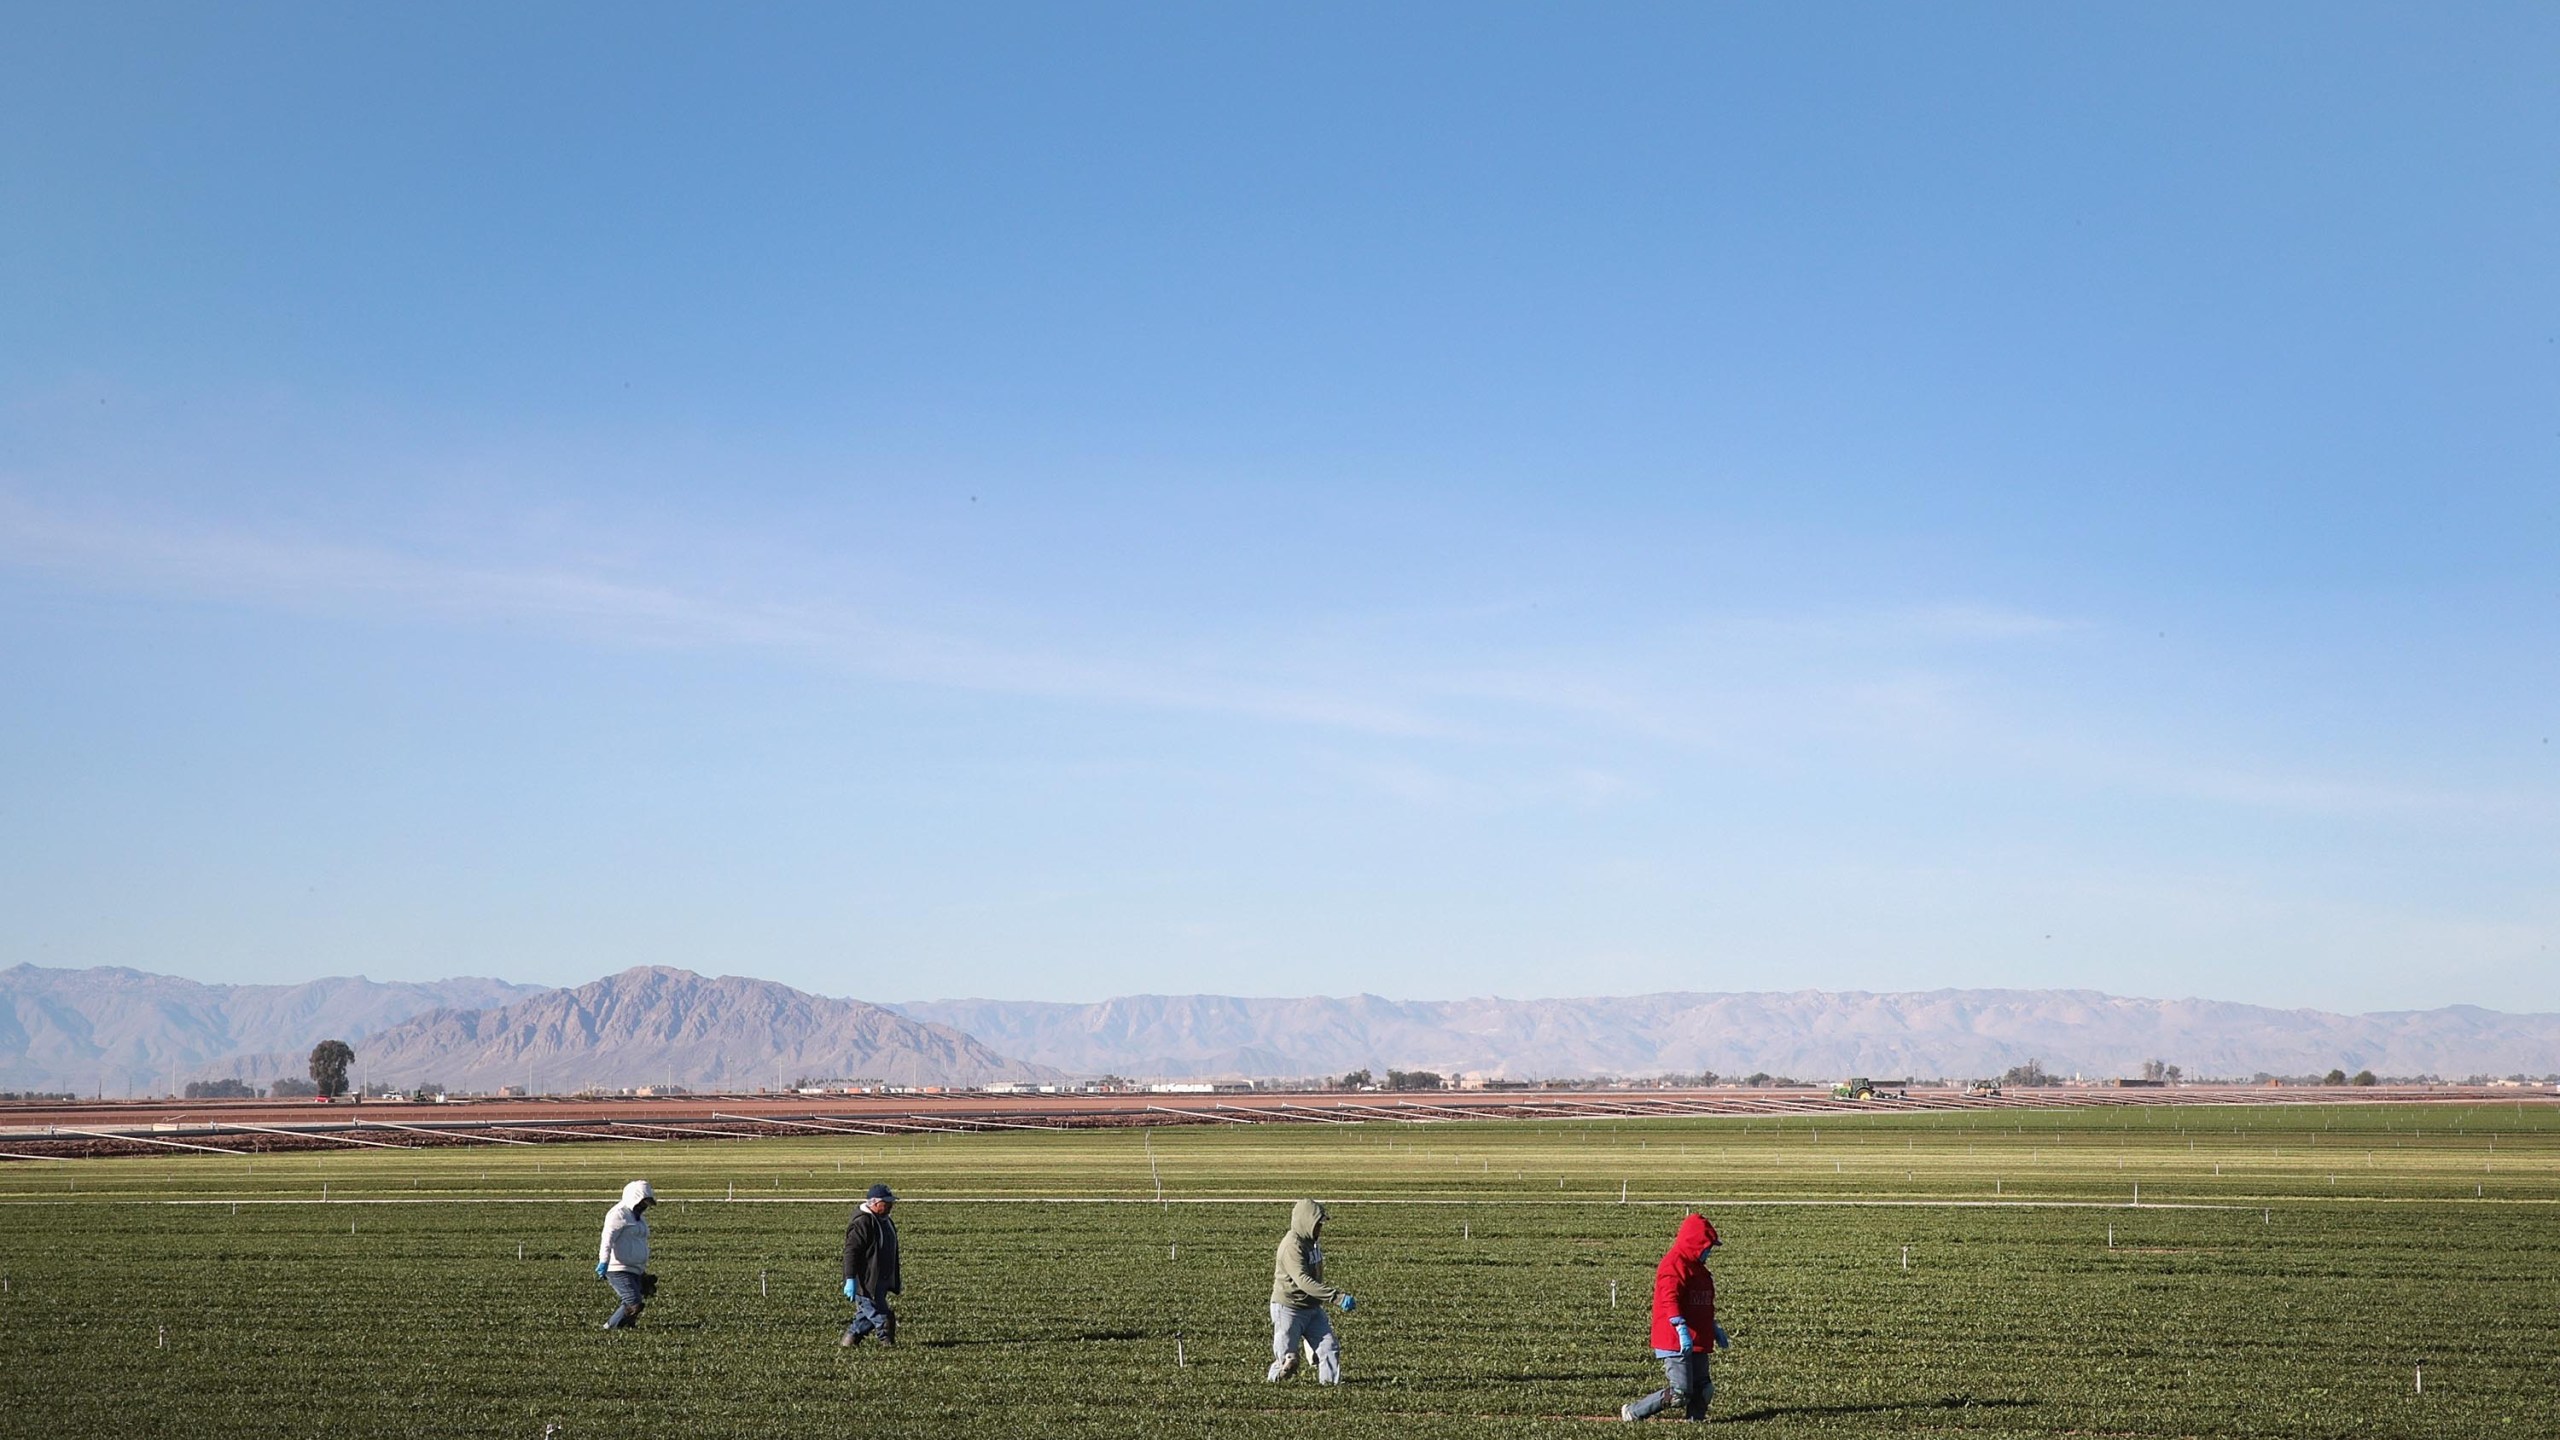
[4,1102,2555,1438]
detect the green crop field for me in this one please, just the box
[3,1103,2555,1439]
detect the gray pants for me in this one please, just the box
[1267,1302,1341,1384]
[1625,1350,1711,1420]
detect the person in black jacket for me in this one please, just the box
[839,1183,901,1347]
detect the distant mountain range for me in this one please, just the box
[6,962,2555,1094]
[348,967,1054,1092]
[0,964,546,1094]
[899,990,2560,1083]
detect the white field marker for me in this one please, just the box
[2415,1365,2424,1394]
[1900,1246,1909,1270]
[2107,1227,2114,1248]
[1169,1243,1177,1260]
[1463,1221,1470,1240]
[1610,1280,1618,1307]
[518,1243,524,1260]
[157,1325,167,1348]
[728,1182,734,1201]
[760,1271,768,1297]
[1621,1180,1628,1204]
[1176,1338,1187,1368]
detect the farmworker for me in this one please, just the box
[839,1183,901,1347]
[595,1179,657,1331]
[1620,1212,1727,1422]
[1267,1198,1354,1384]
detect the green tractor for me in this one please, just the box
[1830,1077,1907,1100]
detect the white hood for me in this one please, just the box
[600,1180,654,1272]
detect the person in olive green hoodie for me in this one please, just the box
[1268,1199,1355,1383]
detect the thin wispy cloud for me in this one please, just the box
[1,494,2516,828]
[0,494,1458,737]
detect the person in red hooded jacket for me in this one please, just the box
[1620,1212,1728,1421]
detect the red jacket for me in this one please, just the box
[1647,1213,1718,1352]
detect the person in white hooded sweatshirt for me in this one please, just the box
[595,1179,656,1330]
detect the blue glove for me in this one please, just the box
[1672,1321,1694,1354]
[1336,1293,1355,1312]
[1714,1324,1731,1350]
[843,1278,859,1301]
[595,1262,608,1277]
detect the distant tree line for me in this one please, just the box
[1332,1068,1453,1091]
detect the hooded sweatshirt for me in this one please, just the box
[1270,1199,1338,1309]
[598,1180,653,1273]
[1647,1213,1717,1353]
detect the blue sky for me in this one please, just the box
[2,4,2553,1011]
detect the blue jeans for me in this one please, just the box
[603,1270,646,1328]
[844,1288,895,1342]
[1625,1349,1711,1420]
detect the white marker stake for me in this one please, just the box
[1610,1280,1618,1307]
[158,1326,167,1349]
[760,1271,768,1297]
[1900,1246,1909,1270]
[1463,1221,1470,1240]
[1621,1180,1628,1204]
[518,1243,524,1260]
[2415,1366,2423,1394]
[728,1182,734,1201]
[1176,1338,1187,1368]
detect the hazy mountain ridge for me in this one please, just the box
[344,967,1058,1092]
[0,964,547,1093]
[11,963,2556,1095]
[897,989,2560,1082]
